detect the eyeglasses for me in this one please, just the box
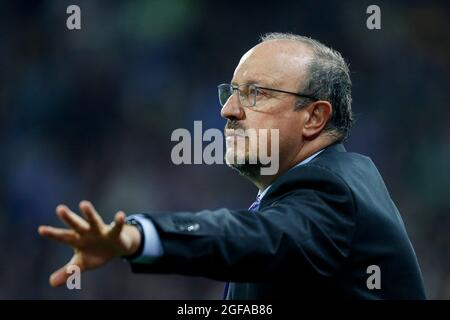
[217,83,318,108]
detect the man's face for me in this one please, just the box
[221,40,313,178]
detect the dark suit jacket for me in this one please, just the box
[131,143,426,299]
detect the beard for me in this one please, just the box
[224,120,265,180]
[227,161,263,180]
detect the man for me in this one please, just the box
[38,33,426,299]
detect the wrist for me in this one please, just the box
[122,220,145,259]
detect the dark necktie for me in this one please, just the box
[222,195,261,299]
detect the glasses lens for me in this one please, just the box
[217,84,256,107]
[238,84,256,107]
[218,84,233,106]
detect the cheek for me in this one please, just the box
[276,117,305,154]
[244,109,304,154]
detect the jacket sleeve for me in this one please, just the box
[129,165,356,282]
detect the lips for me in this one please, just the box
[225,129,247,138]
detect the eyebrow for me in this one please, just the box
[231,76,279,88]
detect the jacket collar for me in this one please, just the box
[259,142,346,205]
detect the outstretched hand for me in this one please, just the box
[38,201,141,287]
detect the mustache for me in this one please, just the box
[225,120,246,131]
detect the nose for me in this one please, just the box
[220,93,245,120]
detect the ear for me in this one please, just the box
[302,101,333,139]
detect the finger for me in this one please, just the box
[79,200,105,232]
[49,256,83,288]
[56,204,90,234]
[38,225,79,246]
[49,263,71,287]
[109,211,126,238]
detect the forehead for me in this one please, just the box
[231,40,313,88]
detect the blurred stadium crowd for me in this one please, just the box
[0,0,449,299]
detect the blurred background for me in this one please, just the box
[0,0,449,299]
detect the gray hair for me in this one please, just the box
[260,32,354,141]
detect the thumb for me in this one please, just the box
[49,255,83,288]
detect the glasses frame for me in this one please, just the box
[217,83,318,107]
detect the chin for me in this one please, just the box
[225,148,261,179]
[225,146,247,165]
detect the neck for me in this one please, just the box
[251,135,336,191]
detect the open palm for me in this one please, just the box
[38,201,138,287]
